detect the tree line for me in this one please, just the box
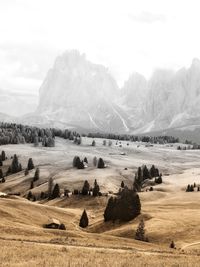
[86,132,179,144]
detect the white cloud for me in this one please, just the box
[0,0,200,90]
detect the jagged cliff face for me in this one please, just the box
[37,50,129,132]
[141,58,200,132]
[35,51,200,133]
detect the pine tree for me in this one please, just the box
[104,196,115,222]
[27,158,34,170]
[0,169,3,179]
[121,181,125,188]
[93,179,100,196]
[93,156,97,166]
[77,160,85,169]
[33,168,40,181]
[79,209,89,228]
[48,177,53,198]
[186,184,190,192]
[97,158,105,168]
[143,165,150,179]
[51,183,60,199]
[170,241,176,249]
[83,157,88,164]
[1,151,6,161]
[11,154,20,173]
[82,180,90,195]
[73,156,80,167]
[135,219,147,242]
[92,140,96,146]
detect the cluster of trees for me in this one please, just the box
[81,179,100,196]
[27,178,101,202]
[73,156,105,169]
[104,188,141,222]
[87,132,179,144]
[177,144,200,150]
[186,183,200,192]
[7,154,22,175]
[27,180,61,201]
[73,156,88,169]
[133,165,162,191]
[0,123,84,148]
[0,122,56,147]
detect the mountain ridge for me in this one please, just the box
[1,50,200,138]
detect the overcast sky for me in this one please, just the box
[0,0,200,95]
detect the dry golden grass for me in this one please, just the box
[1,239,200,267]
[0,138,200,266]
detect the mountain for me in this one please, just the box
[2,50,200,139]
[37,50,130,132]
[118,72,148,130]
[137,58,200,133]
[34,52,200,136]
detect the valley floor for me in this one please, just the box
[0,137,200,266]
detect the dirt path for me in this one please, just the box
[182,242,200,250]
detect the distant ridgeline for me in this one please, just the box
[0,122,81,147]
[86,132,179,144]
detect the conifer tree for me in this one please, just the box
[121,181,125,188]
[51,183,60,199]
[0,169,3,179]
[93,156,97,166]
[104,196,115,222]
[33,168,40,181]
[135,219,148,242]
[48,177,53,198]
[27,158,34,170]
[82,180,90,195]
[11,154,20,173]
[83,157,88,164]
[77,160,85,169]
[79,209,89,228]
[1,151,6,161]
[93,179,100,196]
[170,241,176,249]
[97,158,105,168]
